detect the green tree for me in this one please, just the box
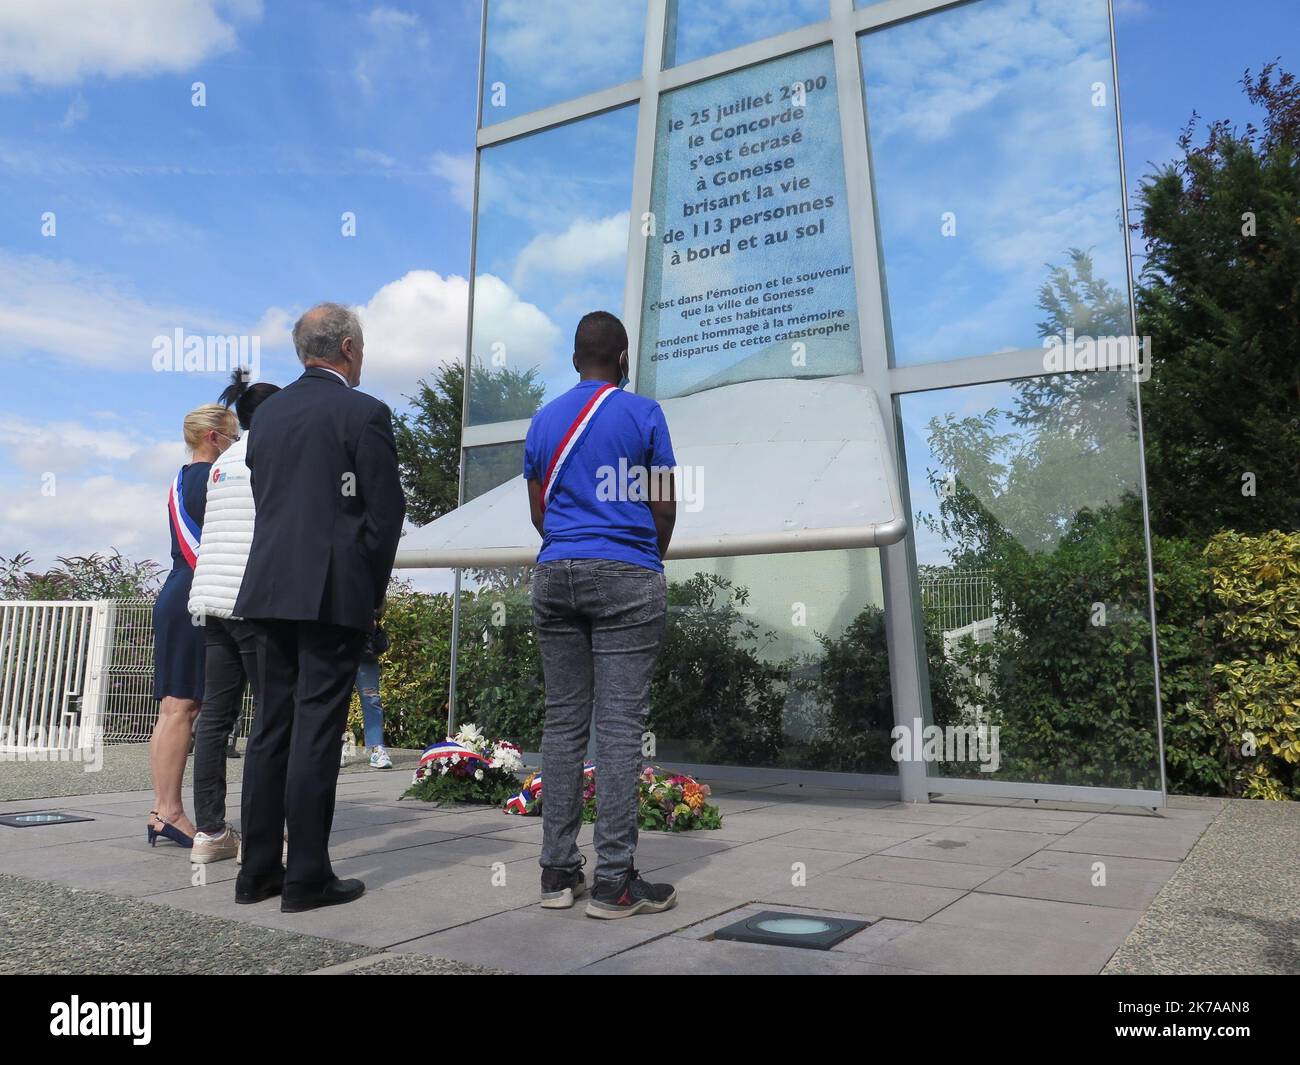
[1137,62,1300,540]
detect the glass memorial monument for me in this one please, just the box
[398,0,1165,807]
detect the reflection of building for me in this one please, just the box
[400,0,1166,807]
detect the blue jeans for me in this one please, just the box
[531,558,667,884]
[355,654,385,748]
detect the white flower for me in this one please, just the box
[491,744,523,772]
[450,754,460,765]
[474,769,485,781]
[456,723,485,749]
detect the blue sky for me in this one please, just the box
[0,0,1293,577]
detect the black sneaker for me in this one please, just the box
[585,866,677,919]
[539,860,587,909]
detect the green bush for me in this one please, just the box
[648,574,790,766]
[1200,530,1300,800]
[940,505,1164,788]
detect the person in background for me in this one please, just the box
[524,311,678,918]
[343,606,392,769]
[233,302,405,914]
[148,404,238,848]
[188,369,281,864]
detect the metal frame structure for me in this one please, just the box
[428,0,1165,806]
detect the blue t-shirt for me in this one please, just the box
[523,380,677,572]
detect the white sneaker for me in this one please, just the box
[369,746,393,769]
[192,826,241,864]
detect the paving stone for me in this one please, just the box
[865,918,1119,974]
[761,828,908,855]
[956,807,1101,834]
[651,842,861,899]
[833,853,1000,890]
[881,826,1058,868]
[976,849,1179,909]
[578,934,926,975]
[926,890,1142,947]
[760,873,965,921]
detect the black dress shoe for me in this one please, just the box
[280,877,366,913]
[235,871,284,904]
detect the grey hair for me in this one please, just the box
[292,302,363,365]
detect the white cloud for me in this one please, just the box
[354,6,430,95]
[0,474,169,564]
[488,0,643,99]
[0,1,261,91]
[0,416,191,568]
[60,92,88,127]
[432,151,475,211]
[0,251,242,372]
[513,212,629,287]
[354,269,562,403]
[355,147,398,169]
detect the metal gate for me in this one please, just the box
[0,600,112,751]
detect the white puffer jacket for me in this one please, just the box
[188,432,256,621]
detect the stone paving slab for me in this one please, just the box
[762,827,920,855]
[976,849,1180,910]
[578,934,929,975]
[832,853,1001,890]
[880,826,1059,868]
[760,873,966,921]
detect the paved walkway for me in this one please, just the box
[0,744,1287,975]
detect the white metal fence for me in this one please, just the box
[0,600,112,751]
[0,598,255,748]
[918,569,996,634]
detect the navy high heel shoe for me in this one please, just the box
[147,811,194,849]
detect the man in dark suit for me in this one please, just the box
[233,301,406,913]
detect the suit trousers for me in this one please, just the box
[240,619,365,888]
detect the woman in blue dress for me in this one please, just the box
[148,404,238,847]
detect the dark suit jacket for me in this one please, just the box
[234,367,406,632]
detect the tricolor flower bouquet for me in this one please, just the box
[403,723,526,806]
[503,763,722,832]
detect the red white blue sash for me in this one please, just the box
[168,466,201,569]
[540,382,619,512]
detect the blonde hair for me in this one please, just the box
[182,404,237,452]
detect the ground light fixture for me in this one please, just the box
[0,812,93,828]
[712,911,870,951]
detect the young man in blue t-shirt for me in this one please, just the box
[523,310,678,919]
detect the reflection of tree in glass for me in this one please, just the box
[919,248,1142,564]
[467,358,546,426]
[395,360,545,526]
[913,251,1159,789]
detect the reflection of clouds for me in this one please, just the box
[472,107,637,408]
[862,0,1125,364]
[485,0,644,119]
[670,0,827,67]
[513,211,629,288]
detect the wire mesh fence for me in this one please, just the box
[99,598,256,745]
[917,568,997,635]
